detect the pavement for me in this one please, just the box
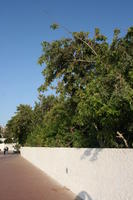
[0,153,76,200]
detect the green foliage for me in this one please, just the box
[4,138,13,144]
[0,125,4,137]
[50,23,59,30]
[6,104,33,145]
[40,100,74,147]
[26,126,44,147]
[32,95,57,127]
[6,27,133,148]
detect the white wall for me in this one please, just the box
[21,148,133,200]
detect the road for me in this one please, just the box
[0,153,76,200]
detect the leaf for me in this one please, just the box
[50,23,59,30]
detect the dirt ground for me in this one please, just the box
[0,153,76,200]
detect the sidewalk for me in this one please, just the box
[0,154,76,200]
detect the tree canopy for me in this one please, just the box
[6,27,133,148]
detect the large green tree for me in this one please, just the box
[37,27,133,147]
[5,27,133,147]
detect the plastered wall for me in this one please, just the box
[21,148,133,200]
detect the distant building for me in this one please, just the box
[0,138,6,151]
[0,138,15,152]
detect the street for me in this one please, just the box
[0,154,76,200]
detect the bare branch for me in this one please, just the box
[42,10,98,56]
[73,34,98,56]
[73,59,96,63]
[116,131,128,148]
[61,25,98,56]
[93,123,99,131]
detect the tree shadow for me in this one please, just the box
[75,191,93,200]
[80,148,103,161]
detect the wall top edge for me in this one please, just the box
[21,147,133,151]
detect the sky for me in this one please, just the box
[0,0,133,126]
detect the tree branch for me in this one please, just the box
[73,59,96,63]
[116,131,128,148]
[73,34,98,56]
[62,25,98,56]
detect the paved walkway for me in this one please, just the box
[0,154,76,200]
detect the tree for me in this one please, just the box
[0,125,3,137]
[6,27,133,147]
[37,27,133,147]
[6,104,33,145]
[26,95,57,146]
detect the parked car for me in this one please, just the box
[13,144,20,154]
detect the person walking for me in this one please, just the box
[3,146,8,155]
[6,147,9,154]
[4,147,6,155]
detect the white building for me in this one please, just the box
[0,138,15,152]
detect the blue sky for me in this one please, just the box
[0,0,133,126]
